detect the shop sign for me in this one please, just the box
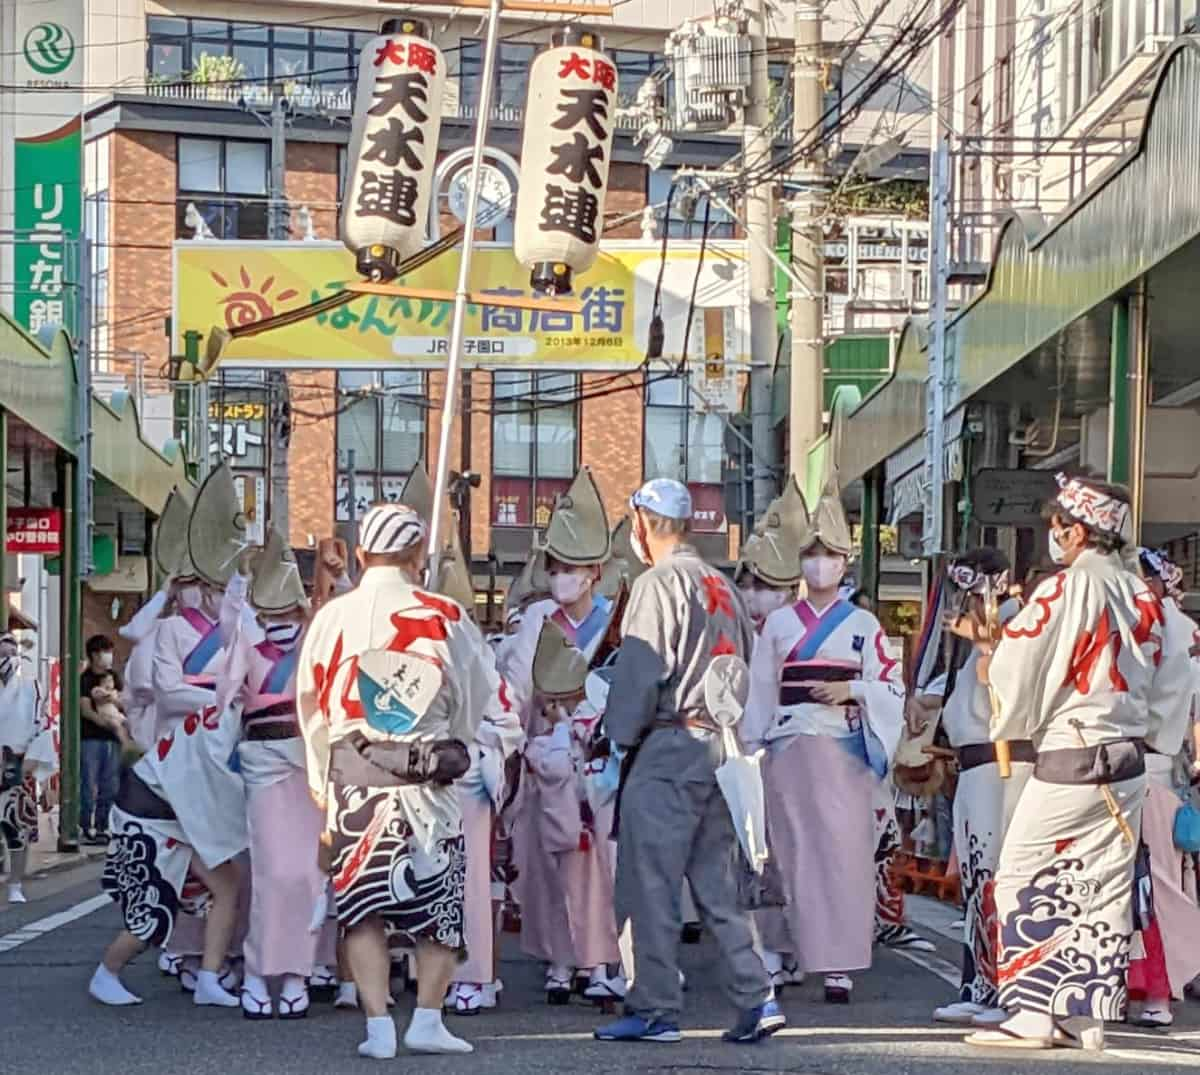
[6,509,63,555]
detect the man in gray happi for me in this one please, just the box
[594,479,782,1045]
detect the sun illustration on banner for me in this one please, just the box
[210,267,300,329]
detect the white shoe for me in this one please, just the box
[157,950,182,977]
[1133,1004,1174,1028]
[404,1007,473,1054]
[480,979,502,1009]
[445,982,483,1015]
[278,975,309,1020]
[971,1007,1010,1027]
[194,969,240,1008]
[934,1000,986,1025]
[335,982,359,1010]
[584,968,627,1001]
[6,883,26,904]
[89,964,143,1006]
[358,1015,398,1059]
[241,973,273,1020]
[824,974,852,1003]
[178,956,200,993]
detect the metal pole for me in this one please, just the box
[77,231,93,576]
[460,368,473,561]
[1129,278,1149,539]
[428,0,503,581]
[746,0,778,514]
[268,91,291,536]
[346,447,358,569]
[57,454,81,851]
[1107,296,1132,486]
[789,0,826,469]
[923,139,951,557]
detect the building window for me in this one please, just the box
[176,137,270,239]
[459,40,539,118]
[612,49,663,109]
[147,16,369,94]
[335,371,427,521]
[491,372,579,528]
[644,371,726,533]
[647,169,736,239]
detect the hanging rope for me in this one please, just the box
[645,182,676,361]
[678,195,713,375]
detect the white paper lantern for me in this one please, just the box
[341,19,446,281]
[514,30,618,296]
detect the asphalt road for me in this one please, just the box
[3,861,1200,1074]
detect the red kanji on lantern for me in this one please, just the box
[592,59,616,91]
[408,42,438,75]
[558,51,591,80]
[374,40,406,67]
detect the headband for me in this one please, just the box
[1054,473,1130,539]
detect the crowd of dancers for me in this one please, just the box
[2,458,1194,1056]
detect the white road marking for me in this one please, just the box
[0,894,110,954]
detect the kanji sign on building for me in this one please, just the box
[514,31,618,296]
[7,509,64,555]
[341,19,445,281]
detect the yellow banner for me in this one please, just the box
[172,240,749,370]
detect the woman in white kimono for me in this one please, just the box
[1124,547,1200,1027]
[742,481,904,1004]
[967,475,1193,1050]
[498,467,620,1003]
[91,464,250,1010]
[929,549,1035,1026]
[0,632,54,904]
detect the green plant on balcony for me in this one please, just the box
[831,178,929,219]
[188,53,245,98]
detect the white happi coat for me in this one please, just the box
[119,588,169,752]
[296,566,494,851]
[0,669,53,777]
[988,549,1193,1020]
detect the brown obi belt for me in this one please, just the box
[957,740,1035,773]
[779,664,858,707]
[115,768,177,822]
[1034,737,1145,785]
[243,701,299,742]
[651,708,721,736]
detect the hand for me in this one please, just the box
[322,549,346,574]
[807,681,853,706]
[904,697,929,736]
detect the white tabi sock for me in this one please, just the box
[193,968,240,1008]
[403,1006,474,1054]
[89,964,143,1006]
[358,1015,398,1059]
[334,982,359,1009]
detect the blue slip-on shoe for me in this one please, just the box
[594,1014,682,1043]
[722,998,786,1044]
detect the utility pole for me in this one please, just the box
[268,90,291,539]
[788,0,826,470]
[745,0,778,514]
[346,447,358,570]
[923,139,950,556]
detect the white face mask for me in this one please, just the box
[802,554,846,591]
[550,570,592,607]
[177,584,204,611]
[749,588,790,620]
[1048,528,1068,565]
[98,651,114,670]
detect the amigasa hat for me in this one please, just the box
[154,485,197,579]
[532,617,590,700]
[187,462,249,588]
[543,467,611,566]
[250,527,308,615]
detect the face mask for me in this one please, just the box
[631,517,653,567]
[98,651,114,671]
[802,554,845,591]
[750,589,790,620]
[550,570,591,607]
[1048,528,1068,565]
[265,620,303,651]
[177,584,204,611]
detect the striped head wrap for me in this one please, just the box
[359,504,428,556]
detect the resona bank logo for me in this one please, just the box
[23,22,77,76]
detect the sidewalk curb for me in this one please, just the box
[27,847,106,880]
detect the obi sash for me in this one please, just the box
[550,594,612,655]
[779,599,860,707]
[180,607,221,686]
[243,641,298,735]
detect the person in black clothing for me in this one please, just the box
[80,634,126,844]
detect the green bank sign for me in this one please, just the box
[23,22,76,76]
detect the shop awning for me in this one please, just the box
[0,316,190,516]
[817,38,1200,484]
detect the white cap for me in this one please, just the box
[630,478,692,521]
[359,504,427,555]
